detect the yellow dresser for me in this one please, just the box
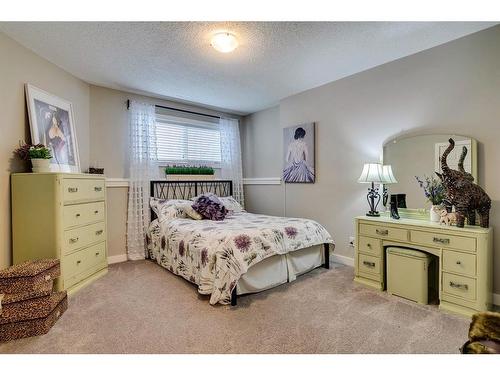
[12,173,108,294]
[354,215,493,317]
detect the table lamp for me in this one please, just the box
[358,163,384,217]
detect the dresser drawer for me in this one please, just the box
[63,242,107,282]
[442,272,476,300]
[63,221,106,255]
[442,250,476,277]
[63,179,105,203]
[359,223,408,242]
[63,201,105,228]
[410,230,476,252]
[358,236,381,257]
[358,253,381,276]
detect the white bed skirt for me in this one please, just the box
[236,244,324,295]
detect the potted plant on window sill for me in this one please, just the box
[14,142,52,173]
[165,165,215,181]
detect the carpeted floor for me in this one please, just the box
[0,260,470,354]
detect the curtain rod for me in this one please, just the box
[126,100,220,120]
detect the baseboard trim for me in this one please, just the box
[243,177,281,185]
[107,254,128,264]
[331,254,354,267]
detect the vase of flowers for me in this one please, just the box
[14,142,52,173]
[415,175,445,222]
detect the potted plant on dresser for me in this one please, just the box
[14,142,52,173]
[165,165,215,181]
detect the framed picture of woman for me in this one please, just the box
[25,84,80,173]
[283,123,315,183]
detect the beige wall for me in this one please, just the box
[0,32,90,269]
[242,25,500,294]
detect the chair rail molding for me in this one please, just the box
[243,177,281,185]
[106,178,130,188]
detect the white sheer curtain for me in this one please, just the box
[126,100,159,260]
[219,117,244,206]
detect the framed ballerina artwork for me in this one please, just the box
[283,122,315,183]
[25,84,80,173]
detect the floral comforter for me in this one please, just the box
[147,211,334,305]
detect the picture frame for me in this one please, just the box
[25,84,80,173]
[283,122,315,183]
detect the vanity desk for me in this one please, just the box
[354,215,493,317]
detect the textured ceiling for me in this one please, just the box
[0,22,496,114]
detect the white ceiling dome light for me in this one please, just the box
[211,32,238,53]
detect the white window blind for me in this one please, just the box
[154,113,221,165]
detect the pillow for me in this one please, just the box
[179,202,203,220]
[219,196,244,213]
[150,197,189,222]
[192,194,228,221]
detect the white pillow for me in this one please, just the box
[150,197,189,222]
[218,196,244,212]
[179,202,203,220]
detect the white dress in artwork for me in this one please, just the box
[283,138,315,182]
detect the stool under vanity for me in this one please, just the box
[354,215,493,317]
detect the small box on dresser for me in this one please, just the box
[11,173,108,294]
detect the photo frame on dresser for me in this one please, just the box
[25,84,81,173]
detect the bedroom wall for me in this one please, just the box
[0,32,90,269]
[241,25,500,295]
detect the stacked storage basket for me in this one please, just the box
[0,259,67,342]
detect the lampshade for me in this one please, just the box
[381,165,398,184]
[358,163,384,183]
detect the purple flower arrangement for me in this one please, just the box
[415,175,445,205]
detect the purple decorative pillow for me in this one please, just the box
[192,194,228,221]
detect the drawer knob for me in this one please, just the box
[94,186,102,192]
[69,237,79,244]
[94,210,99,214]
[449,281,468,290]
[363,261,376,268]
[456,260,462,265]
[68,187,78,193]
[75,213,81,217]
[376,229,388,236]
[433,237,450,245]
[76,260,82,265]
[367,243,372,248]
[95,230,104,235]
[95,252,100,256]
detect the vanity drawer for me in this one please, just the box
[359,224,408,242]
[358,254,381,276]
[63,242,106,282]
[410,230,476,252]
[63,179,105,203]
[442,272,476,301]
[442,250,476,277]
[63,201,105,228]
[358,236,381,256]
[63,221,106,255]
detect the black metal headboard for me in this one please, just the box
[149,180,233,220]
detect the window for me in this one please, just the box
[153,113,222,166]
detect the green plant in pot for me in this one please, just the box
[14,142,52,173]
[165,165,215,176]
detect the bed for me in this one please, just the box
[146,180,334,306]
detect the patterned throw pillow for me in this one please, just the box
[219,196,244,212]
[179,203,204,220]
[149,197,189,222]
[192,194,228,221]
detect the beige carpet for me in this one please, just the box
[0,260,470,354]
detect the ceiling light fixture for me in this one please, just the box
[211,32,238,53]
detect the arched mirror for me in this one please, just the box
[383,134,478,215]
